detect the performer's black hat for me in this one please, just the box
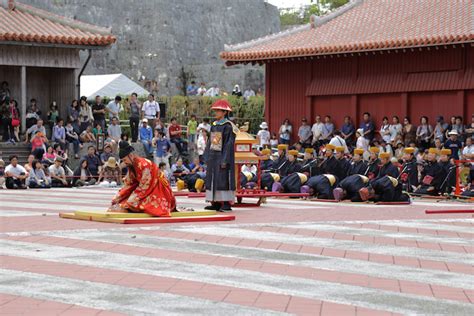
[119,141,134,159]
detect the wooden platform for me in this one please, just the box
[59,210,235,224]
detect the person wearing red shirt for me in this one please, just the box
[168,117,186,156]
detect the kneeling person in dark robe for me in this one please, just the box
[305,174,337,199]
[333,174,370,202]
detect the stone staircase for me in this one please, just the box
[0,142,31,165]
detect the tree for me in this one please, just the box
[279,0,349,27]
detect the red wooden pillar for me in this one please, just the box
[457,90,466,119]
[401,92,408,119]
[350,95,358,126]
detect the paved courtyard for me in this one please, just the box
[0,188,473,315]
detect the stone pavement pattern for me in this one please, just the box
[0,187,473,315]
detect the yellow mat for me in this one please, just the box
[74,210,217,219]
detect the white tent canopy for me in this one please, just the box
[80,73,149,99]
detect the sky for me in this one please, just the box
[266,0,311,8]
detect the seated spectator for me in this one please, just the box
[52,118,67,150]
[24,154,35,174]
[186,81,198,96]
[466,114,474,140]
[98,157,121,187]
[49,157,68,187]
[47,102,59,134]
[159,162,170,180]
[72,159,96,187]
[5,155,27,189]
[31,131,48,160]
[270,132,278,148]
[25,98,42,129]
[120,133,130,143]
[434,137,444,151]
[83,146,102,177]
[0,159,5,189]
[169,117,186,155]
[53,143,69,168]
[139,118,153,157]
[66,120,82,159]
[152,130,171,170]
[462,137,474,160]
[92,122,104,138]
[107,116,122,144]
[232,84,242,97]
[28,160,51,189]
[154,118,166,134]
[42,146,56,166]
[80,125,96,144]
[394,141,405,160]
[189,157,206,177]
[100,144,114,165]
[25,119,47,144]
[171,158,190,178]
[444,130,463,161]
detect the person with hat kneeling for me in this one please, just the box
[271,149,301,192]
[333,174,370,202]
[334,146,350,181]
[276,172,308,194]
[414,148,447,196]
[365,147,381,179]
[109,141,176,215]
[304,174,338,199]
[204,99,239,212]
[359,175,409,203]
[375,152,399,180]
[319,144,339,175]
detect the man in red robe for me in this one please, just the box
[108,141,176,216]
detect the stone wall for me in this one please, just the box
[22,0,280,96]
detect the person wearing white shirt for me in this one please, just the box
[356,128,369,151]
[5,155,28,189]
[141,94,160,127]
[311,115,324,145]
[106,96,122,122]
[389,116,402,143]
[243,88,255,101]
[197,83,207,96]
[462,137,474,160]
[197,118,211,134]
[257,122,271,148]
[204,85,219,97]
[329,131,349,153]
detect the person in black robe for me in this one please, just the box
[414,148,447,196]
[319,144,339,175]
[333,174,370,201]
[260,148,273,171]
[204,99,239,211]
[348,148,367,176]
[271,144,288,171]
[279,172,308,193]
[272,149,301,191]
[375,152,399,180]
[300,148,319,177]
[360,176,409,202]
[438,148,456,194]
[305,174,337,199]
[261,173,280,191]
[177,173,205,192]
[399,147,418,192]
[335,146,350,181]
[364,147,381,179]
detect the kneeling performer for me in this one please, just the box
[109,141,176,216]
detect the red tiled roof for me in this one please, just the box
[0,0,115,46]
[221,0,473,63]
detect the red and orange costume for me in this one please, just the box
[113,156,176,216]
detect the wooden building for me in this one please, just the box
[0,0,115,132]
[221,0,474,140]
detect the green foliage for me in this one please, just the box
[279,0,349,26]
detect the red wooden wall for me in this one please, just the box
[265,45,474,139]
